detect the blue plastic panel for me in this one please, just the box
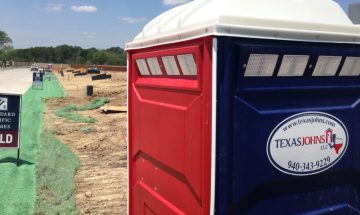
[215,37,360,214]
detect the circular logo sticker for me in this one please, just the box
[267,112,348,176]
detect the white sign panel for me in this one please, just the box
[267,112,348,176]
[0,98,8,111]
[32,72,44,88]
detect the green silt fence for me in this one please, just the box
[0,74,79,215]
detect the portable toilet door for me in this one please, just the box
[215,38,360,214]
[127,37,214,214]
[127,0,360,214]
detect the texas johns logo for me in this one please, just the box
[267,112,348,176]
[274,128,344,154]
[0,97,8,111]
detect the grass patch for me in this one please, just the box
[77,97,110,111]
[80,127,94,133]
[35,130,79,215]
[55,97,109,123]
[55,106,96,123]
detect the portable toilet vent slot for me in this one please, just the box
[136,59,150,76]
[340,57,360,76]
[177,54,197,75]
[146,57,163,75]
[127,0,360,214]
[278,55,309,76]
[162,56,181,75]
[312,56,342,76]
[244,54,278,77]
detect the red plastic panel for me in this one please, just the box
[128,37,213,215]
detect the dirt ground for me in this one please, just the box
[44,71,128,214]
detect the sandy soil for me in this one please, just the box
[44,71,127,214]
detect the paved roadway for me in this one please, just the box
[0,68,32,94]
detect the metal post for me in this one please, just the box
[16,148,20,166]
[17,95,22,167]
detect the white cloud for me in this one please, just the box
[163,0,191,5]
[45,3,62,12]
[71,5,98,13]
[83,32,96,39]
[121,17,147,24]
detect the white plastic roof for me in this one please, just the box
[126,0,360,50]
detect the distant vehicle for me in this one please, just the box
[30,64,39,72]
[87,67,100,74]
[46,64,53,72]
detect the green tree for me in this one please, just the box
[75,55,86,64]
[0,30,12,50]
[0,43,127,66]
[93,52,107,65]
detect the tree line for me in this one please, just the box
[0,30,126,66]
[0,45,127,66]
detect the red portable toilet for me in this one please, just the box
[127,0,360,214]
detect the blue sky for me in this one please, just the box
[0,0,358,49]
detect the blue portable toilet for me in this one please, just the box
[126,0,360,214]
